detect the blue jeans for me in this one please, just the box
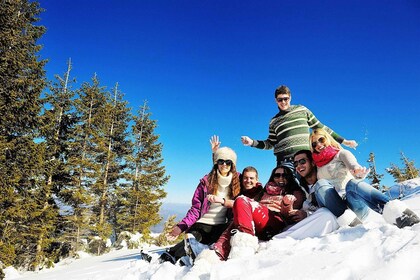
[314,179,348,217]
[345,179,389,220]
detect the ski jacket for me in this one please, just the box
[252,105,344,162]
[177,174,234,232]
[316,149,361,196]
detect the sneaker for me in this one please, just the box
[140,250,152,262]
[396,209,420,228]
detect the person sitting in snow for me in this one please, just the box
[310,127,420,228]
[273,149,340,239]
[225,162,305,259]
[142,146,241,265]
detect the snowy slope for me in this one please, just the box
[386,177,420,199]
[5,194,420,280]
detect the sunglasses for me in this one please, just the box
[311,137,327,148]
[276,97,290,103]
[293,158,307,167]
[217,159,233,166]
[273,172,287,179]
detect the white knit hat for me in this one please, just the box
[214,147,237,166]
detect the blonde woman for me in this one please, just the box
[310,128,419,229]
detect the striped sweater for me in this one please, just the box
[252,105,344,161]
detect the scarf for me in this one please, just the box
[312,146,340,167]
[242,183,263,199]
[265,182,282,196]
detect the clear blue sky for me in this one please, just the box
[38,0,420,203]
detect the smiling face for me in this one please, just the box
[310,133,331,153]
[273,167,288,187]
[217,159,232,176]
[275,93,291,111]
[293,153,316,179]
[242,170,258,190]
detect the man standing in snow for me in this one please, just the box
[241,85,357,165]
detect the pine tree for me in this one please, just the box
[116,101,168,237]
[386,152,419,183]
[154,215,178,247]
[400,152,419,179]
[67,74,107,252]
[92,83,132,249]
[0,0,58,269]
[0,0,50,269]
[366,152,384,190]
[39,59,79,256]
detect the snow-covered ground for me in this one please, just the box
[5,193,420,280]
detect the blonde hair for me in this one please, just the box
[310,127,342,153]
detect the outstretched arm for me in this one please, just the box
[342,139,358,149]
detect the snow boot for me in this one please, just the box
[228,231,259,259]
[337,209,362,227]
[158,250,176,264]
[182,233,209,266]
[383,200,420,228]
[140,250,152,263]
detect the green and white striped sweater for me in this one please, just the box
[253,105,344,162]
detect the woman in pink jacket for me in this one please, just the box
[153,146,241,265]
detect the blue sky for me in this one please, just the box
[38,0,420,203]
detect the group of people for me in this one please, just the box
[142,85,420,267]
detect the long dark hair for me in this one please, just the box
[267,165,300,194]
[207,163,241,199]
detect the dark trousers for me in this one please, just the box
[167,222,228,261]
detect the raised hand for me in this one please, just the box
[210,135,221,153]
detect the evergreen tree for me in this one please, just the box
[91,83,132,248]
[116,101,168,237]
[154,215,178,246]
[386,152,419,183]
[39,59,79,256]
[366,152,384,190]
[0,0,51,269]
[66,74,107,252]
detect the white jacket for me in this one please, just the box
[316,149,361,196]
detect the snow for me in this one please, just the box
[5,195,420,280]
